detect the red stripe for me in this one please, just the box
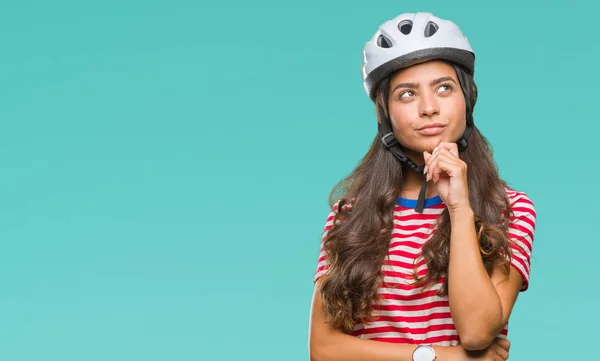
[509,254,528,275]
[509,224,534,243]
[385,249,420,259]
[381,270,417,280]
[315,265,329,274]
[366,334,460,344]
[508,233,533,253]
[383,259,426,270]
[510,196,534,209]
[393,213,441,222]
[373,300,449,312]
[388,241,423,249]
[380,279,444,290]
[382,269,428,279]
[511,208,536,223]
[357,323,457,336]
[394,223,436,231]
[371,312,453,324]
[391,231,434,239]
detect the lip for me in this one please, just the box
[417,123,446,135]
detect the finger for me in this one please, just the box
[425,149,451,181]
[425,151,445,182]
[423,151,431,174]
[495,346,509,360]
[494,338,511,351]
[428,148,460,168]
[428,153,458,183]
[433,141,459,157]
[432,147,462,165]
[433,159,463,183]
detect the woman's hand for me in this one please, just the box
[437,338,511,361]
[423,141,470,213]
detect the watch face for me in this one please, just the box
[413,345,436,361]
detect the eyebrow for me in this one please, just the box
[392,76,457,93]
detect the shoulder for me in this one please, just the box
[327,197,356,217]
[321,197,355,232]
[504,186,537,232]
[505,187,536,215]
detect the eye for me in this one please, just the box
[437,83,453,94]
[399,90,415,100]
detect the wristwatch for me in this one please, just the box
[412,345,436,361]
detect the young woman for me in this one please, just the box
[308,12,536,361]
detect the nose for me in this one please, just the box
[419,92,440,118]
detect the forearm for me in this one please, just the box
[310,332,456,361]
[447,206,504,349]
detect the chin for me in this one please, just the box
[419,138,443,152]
[401,135,452,155]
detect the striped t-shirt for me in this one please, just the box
[314,188,536,346]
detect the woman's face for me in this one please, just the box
[386,60,466,158]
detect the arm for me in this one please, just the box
[446,206,523,351]
[423,143,533,351]
[309,286,458,361]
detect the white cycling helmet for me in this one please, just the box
[362,12,475,100]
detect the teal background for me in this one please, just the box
[0,0,596,360]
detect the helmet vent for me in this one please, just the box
[377,34,392,48]
[398,20,413,35]
[424,21,439,37]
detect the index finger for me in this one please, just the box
[433,142,459,157]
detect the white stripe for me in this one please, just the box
[377,281,443,294]
[509,255,530,279]
[391,226,435,236]
[388,240,427,252]
[508,221,535,237]
[381,273,432,285]
[374,295,449,307]
[372,306,451,318]
[381,266,427,278]
[510,238,532,257]
[314,269,329,281]
[385,251,422,263]
[316,259,329,268]
[387,251,424,262]
[360,317,455,330]
[508,228,534,243]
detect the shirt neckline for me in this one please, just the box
[396,195,443,208]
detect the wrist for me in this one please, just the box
[432,345,456,361]
[448,204,473,218]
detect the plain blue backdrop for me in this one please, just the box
[0,1,597,360]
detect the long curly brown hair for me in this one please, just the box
[318,63,514,333]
